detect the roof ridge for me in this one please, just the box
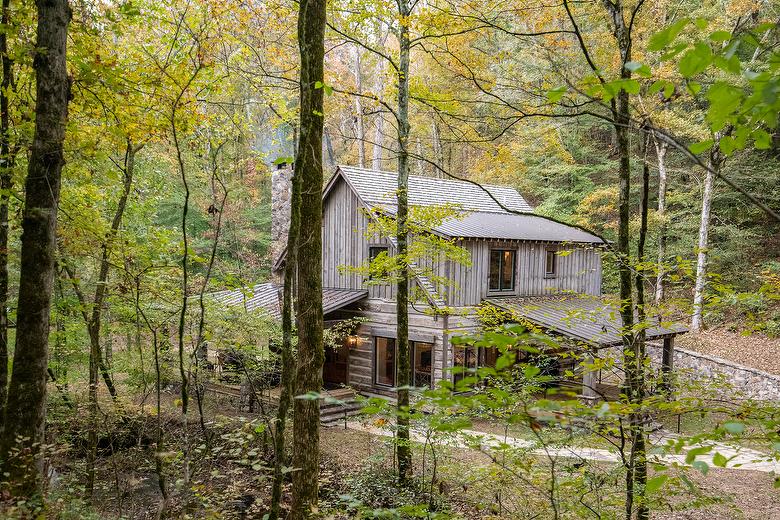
[337,164,525,191]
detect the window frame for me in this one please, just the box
[452,346,499,385]
[373,336,397,387]
[545,247,558,278]
[367,244,390,281]
[412,341,433,389]
[487,248,518,295]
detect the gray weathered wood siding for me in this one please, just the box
[321,177,452,302]
[446,240,602,307]
[335,301,447,395]
[321,177,393,299]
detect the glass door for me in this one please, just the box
[412,342,433,388]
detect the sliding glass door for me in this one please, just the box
[374,336,434,388]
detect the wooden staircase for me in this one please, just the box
[319,388,363,427]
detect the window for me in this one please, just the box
[452,346,498,385]
[368,246,389,280]
[374,337,396,386]
[413,342,433,388]
[489,249,516,292]
[369,245,389,261]
[545,248,558,277]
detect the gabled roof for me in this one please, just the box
[331,166,603,245]
[210,283,368,319]
[488,295,688,347]
[211,282,282,318]
[336,165,534,213]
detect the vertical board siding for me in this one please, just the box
[446,240,603,306]
[321,178,393,297]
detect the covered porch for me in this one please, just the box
[486,295,689,401]
[209,282,369,391]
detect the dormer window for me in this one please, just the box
[545,248,558,278]
[489,249,516,292]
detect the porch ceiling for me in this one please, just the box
[487,295,688,348]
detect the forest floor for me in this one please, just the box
[320,425,780,519]
[679,329,780,374]
[38,386,780,519]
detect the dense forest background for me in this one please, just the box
[0,0,770,345]
[0,0,778,517]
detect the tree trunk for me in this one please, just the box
[432,118,444,177]
[0,0,71,498]
[653,137,669,304]
[0,0,12,416]
[395,0,412,485]
[270,163,301,519]
[595,2,647,518]
[352,44,366,168]
[323,128,336,170]
[371,29,388,171]
[691,144,723,333]
[630,137,651,520]
[289,0,326,515]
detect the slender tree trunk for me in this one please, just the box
[432,118,444,178]
[289,0,326,515]
[653,137,669,304]
[395,0,412,485]
[323,129,336,170]
[372,114,384,170]
[371,28,389,171]
[595,2,647,518]
[630,138,651,520]
[352,44,366,168]
[270,163,301,519]
[0,0,71,498]
[0,0,12,416]
[691,143,723,333]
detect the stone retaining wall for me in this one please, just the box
[646,342,780,400]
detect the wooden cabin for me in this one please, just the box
[220,164,686,399]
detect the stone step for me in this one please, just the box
[320,401,363,426]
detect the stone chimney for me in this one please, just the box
[270,162,293,273]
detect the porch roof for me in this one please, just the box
[487,295,688,347]
[210,283,367,319]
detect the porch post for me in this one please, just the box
[661,336,675,396]
[581,353,598,402]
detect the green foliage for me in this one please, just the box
[340,204,472,304]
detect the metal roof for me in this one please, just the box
[336,166,602,244]
[338,165,534,214]
[488,295,688,347]
[210,283,367,319]
[210,283,282,318]
[322,288,370,313]
[436,211,603,243]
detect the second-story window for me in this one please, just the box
[545,248,558,278]
[368,245,389,280]
[369,245,389,261]
[489,249,516,292]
